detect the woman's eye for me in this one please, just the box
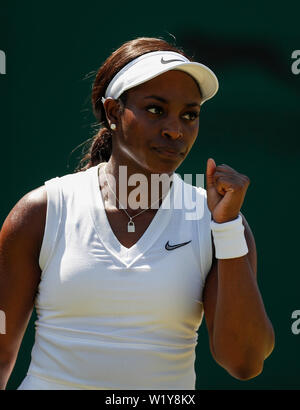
[182,111,199,121]
[146,106,163,115]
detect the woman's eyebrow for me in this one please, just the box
[144,95,168,103]
[186,102,201,108]
[143,95,201,107]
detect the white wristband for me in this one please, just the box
[211,214,248,259]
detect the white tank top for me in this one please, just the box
[19,164,213,390]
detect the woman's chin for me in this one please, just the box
[144,160,180,175]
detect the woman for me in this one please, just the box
[0,37,274,390]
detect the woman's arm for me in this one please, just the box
[0,186,47,389]
[202,158,275,380]
[203,215,274,380]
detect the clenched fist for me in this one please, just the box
[206,158,250,224]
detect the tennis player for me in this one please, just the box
[0,37,274,390]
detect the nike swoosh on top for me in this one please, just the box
[160,57,186,64]
[165,240,192,251]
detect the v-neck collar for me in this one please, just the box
[88,163,180,268]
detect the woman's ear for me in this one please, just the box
[103,98,122,130]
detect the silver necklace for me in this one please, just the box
[103,164,167,233]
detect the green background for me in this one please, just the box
[0,0,299,390]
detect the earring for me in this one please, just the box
[110,123,116,130]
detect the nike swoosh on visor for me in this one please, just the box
[160,57,186,64]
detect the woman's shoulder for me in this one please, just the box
[6,185,47,230]
[10,185,47,239]
[0,185,47,263]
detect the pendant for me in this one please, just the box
[127,220,135,233]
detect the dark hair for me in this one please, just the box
[74,37,191,172]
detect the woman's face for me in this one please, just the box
[111,70,202,174]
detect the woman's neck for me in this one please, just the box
[99,159,174,213]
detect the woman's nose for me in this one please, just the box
[161,118,183,140]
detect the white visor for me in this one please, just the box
[102,50,219,105]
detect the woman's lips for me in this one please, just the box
[152,146,184,159]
